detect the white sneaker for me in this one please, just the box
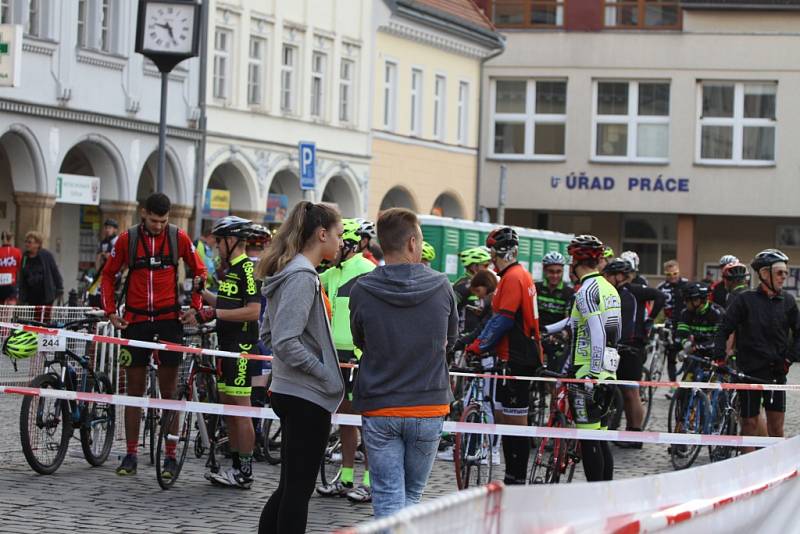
[208,466,253,489]
[437,447,454,461]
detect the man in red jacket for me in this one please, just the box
[0,230,21,304]
[101,193,206,477]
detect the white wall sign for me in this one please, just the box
[0,25,22,87]
[56,174,101,206]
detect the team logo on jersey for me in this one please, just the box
[218,280,239,297]
[604,295,620,309]
[0,257,17,267]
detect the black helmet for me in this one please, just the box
[212,215,252,238]
[103,218,119,229]
[603,258,633,275]
[486,227,519,254]
[751,249,789,272]
[567,234,605,261]
[722,261,748,281]
[683,282,709,300]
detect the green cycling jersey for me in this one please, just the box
[570,273,622,379]
[319,252,376,354]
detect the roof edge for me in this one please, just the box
[394,0,504,48]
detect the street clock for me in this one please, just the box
[135,0,201,73]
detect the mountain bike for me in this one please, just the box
[451,362,495,490]
[14,313,115,475]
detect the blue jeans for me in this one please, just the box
[361,416,444,518]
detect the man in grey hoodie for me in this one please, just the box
[350,208,458,518]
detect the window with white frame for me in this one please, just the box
[339,58,354,123]
[593,81,670,162]
[212,29,232,100]
[310,52,326,118]
[247,36,266,106]
[410,68,423,136]
[621,214,677,276]
[433,75,446,140]
[77,0,88,47]
[100,0,112,52]
[27,0,40,37]
[0,1,10,24]
[383,61,397,130]
[457,81,469,145]
[697,81,776,164]
[281,45,297,113]
[491,79,567,157]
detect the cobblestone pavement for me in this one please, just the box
[1,369,799,533]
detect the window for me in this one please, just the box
[77,0,88,47]
[281,45,297,112]
[457,81,469,145]
[410,68,423,135]
[0,1,10,24]
[100,0,112,52]
[621,214,677,275]
[27,0,40,37]
[491,79,567,158]
[697,81,777,165]
[434,75,446,140]
[593,81,670,162]
[491,1,565,28]
[604,0,680,29]
[212,29,232,100]
[310,52,326,118]
[383,61,397,130]
[339,59,354,123]
[247,36,265,106]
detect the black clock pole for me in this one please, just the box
[157,71,168,194]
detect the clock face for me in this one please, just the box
[143,2,195,54]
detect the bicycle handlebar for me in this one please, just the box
[683,353,775,384]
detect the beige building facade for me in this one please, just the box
[480,2,800,291]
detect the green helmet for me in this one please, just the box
[603,246,615,259]
[341,218,362,244]
[3,330,38,361]
[459,247,491,268]
[422,241,436,263]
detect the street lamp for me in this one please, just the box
[135,0,202,194]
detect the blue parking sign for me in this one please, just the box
[299,141,316,190]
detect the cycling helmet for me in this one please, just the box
[567,235,605,261]
[341,218,362,245]
[486,227,519,255]
[603,258,633,275]
[621,251,640,271]
[212,216,252,238]
[719,254,739,267]
[722,261,748,281]
[683,282,709,300]
[103,218,119,229]
[603,246,615,259]
[751,249,789,272]
[421,241,436,263]
[3,330,38,361]
[542,251,566,267]
[245,223,271,247]
[459,247,491,268]
[355,218,377,241]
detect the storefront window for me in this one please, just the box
[621,214,677,275]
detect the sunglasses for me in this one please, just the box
[774,270,789,277]
[664,271,679,276]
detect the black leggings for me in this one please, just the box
[259,392,331,534]
[581,440,613,482]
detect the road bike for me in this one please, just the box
[451,362,495,490]
[529,369,579,484]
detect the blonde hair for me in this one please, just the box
[25,231,43,245]
[257,201,340,278]
[663,259,679,271]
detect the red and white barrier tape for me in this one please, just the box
[0,385,783,447]
[1,321,797,391]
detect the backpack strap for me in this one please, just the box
[167,224,179,267]
[127,225,140,271]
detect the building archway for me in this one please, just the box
[266,168,303,223]
[379,186,418,213]
[0,127,47,239]
[207,160,260,216]
[136,149,185,207]
[321,174,360,217]
[432,191,465,219]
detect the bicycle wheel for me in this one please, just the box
[454,404,491,490]
[640,369,654,431]
[528,382,549,446]
[319,426,342,486]
[262,418,282,465]
[606,386,624,431]
[20,374,72,475]
[80,372,116,466]
[709,392,739,462]
[155,389,193,489]
[648,350,665,403]
[670,389,709,470]
[529,411,567,485]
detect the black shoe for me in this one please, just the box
[161,457,178,479]
[503,476,526,486]
[116,454,138,476]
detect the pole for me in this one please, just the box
[497,164,507,225]
[157,71,169,194]
[193,0,210,239]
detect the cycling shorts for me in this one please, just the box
[739,368,786,418]
[616,346,644,384]
[568,382,614,430]
[338,349,358,401]
[218,338,261,397]
[494,361,536,417]
[120,320,183,368]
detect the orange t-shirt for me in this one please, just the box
[321,285,332,321]
[492,262,540,362]
[362,405,450,417]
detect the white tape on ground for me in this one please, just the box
[0,385,782,448]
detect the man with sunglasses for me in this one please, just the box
[714,249,800,451]
[656,259,689,386]
[537,251,573,372]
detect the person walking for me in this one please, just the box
[18,231,63,306]
[349,208,458,518]
[0,230,22,305]
[257,201,345,534]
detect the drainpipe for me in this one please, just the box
[192,0,210,239]
[475,40,506,221]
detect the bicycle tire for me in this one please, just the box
[20,373,72,475]
[319,427,342,487]
[640,369,654,431]
[709,393,739,462]
[454,404,491,490]
[263,418,282,465]
[80,372,116,466]
[670,389,709,470]
[648,349,665,402]
[527,382,549,447]
[155,388,193,489]
[529,410,567,485]
[606,386,625,431]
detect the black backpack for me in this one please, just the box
[120,224,181,317]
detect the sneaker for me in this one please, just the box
[209,466,253,489]
[316,480,353,497]
[116,454,138,476]
[346,484,372,503]
[161,457,178,479]
[437,447,454,462]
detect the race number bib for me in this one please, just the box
[0,273,12,285]
[38,335,66,352]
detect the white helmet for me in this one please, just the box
[719,254,739,267]
[620,250,640,271]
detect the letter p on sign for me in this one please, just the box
[299,141,316,191]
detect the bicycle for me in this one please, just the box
[256,371,282,465]
[451,362,495,490]
[643,324,672,429]
[14,312,115,475]
[140,357,160,465]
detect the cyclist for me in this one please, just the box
[102,193,206,478]
[721,261,749,307]
[657,259,689,385]
[537,251,573,372]
[88,219,119,307]
[316,218,376,502]
[194,227,220,291]
[0,230,21,305]
[709,254,739,306]
[714,249,800,451]
[546,235,621,482]
[453,247,492,334]
[621,250,648,287]
[421,241,436,268]
[466,227,541,485]
[355,218,380,266]
[675,283,723,372]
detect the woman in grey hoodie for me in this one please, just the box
[257,201,345,534]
